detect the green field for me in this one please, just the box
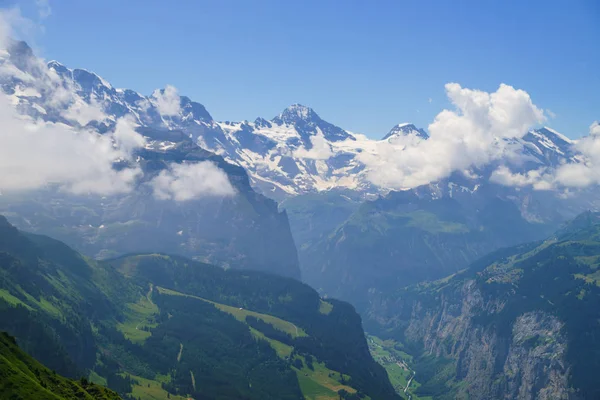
[128,374,187,400]
[249,326,293,358]
[318,300,333,315]
[157,286,307,338]
[292,355,361,400]
[116,285,159,343]
[157,286,364,399]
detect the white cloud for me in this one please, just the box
[0,93,144,195]
[63,94,107,125]
[113,116,146,156]
[293,131,333,160]
[150,162,236,201]
[590,121,600,136]
[36,0,51,19]
[490,165,554,190]
[554,121,600,188]
[0,7,38,50]
[492,121,600,191]
[0,10,146,195]
[546,109,557,119]
[359,83,546,189]
[152,85,181,117]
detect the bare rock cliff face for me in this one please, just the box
[369,280,573,400]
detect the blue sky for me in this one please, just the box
[10,0,600,138]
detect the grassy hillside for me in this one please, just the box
[0,216,399,400]
[106,253,399,399]
[156,286,361,400]
[0,332,121,400]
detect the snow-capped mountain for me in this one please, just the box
[0,40,303,278]
[1,39,586,202]
[382,123,429,141]
[215,109,580,200]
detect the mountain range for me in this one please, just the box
[4,40,598,283]
[4,40,589,204]
[1,40,301,279]
[3,38,600,400]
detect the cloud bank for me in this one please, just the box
[0,6,145,195]
[0,7,235,201]
[492,121,600,190]
[0,93,145,195]
[359,83,546,189]
[151,162,236,201]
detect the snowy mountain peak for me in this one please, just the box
[5,39,40,75]
[72,68,113,91]
[382,123,428,140]
[538,126,574,145]
[273,104,320,124]
[520,127,576,166]
[253,117,272,128]
[269,104,354,144]
[47,60,70,75]
[6,39,33,58]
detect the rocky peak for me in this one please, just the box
[180,96,213,122]
[521,126,576,166]
[4,39,44,78]
[272,104,321,125]
[254,117,272,129]
[271,104,354,143]
[382,123,428,140]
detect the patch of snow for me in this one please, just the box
[31,103,47,115]
[542,126,574,144]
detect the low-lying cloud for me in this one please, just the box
[0,93,145,195]
[293,132,333,160]
[63,94,107,126]
[492,121,600,190]
[152,85,181,117]
[150,161,236,201]
[359,83,546,189]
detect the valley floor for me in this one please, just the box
[367,335,431,400]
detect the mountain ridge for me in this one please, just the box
[3,39,586,203]
[1,40,302,279]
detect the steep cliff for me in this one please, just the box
[367,213,600,399]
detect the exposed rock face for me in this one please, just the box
[369,273,575,399]
[505,312,569,400]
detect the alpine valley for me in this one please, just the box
[2,37,600,400]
